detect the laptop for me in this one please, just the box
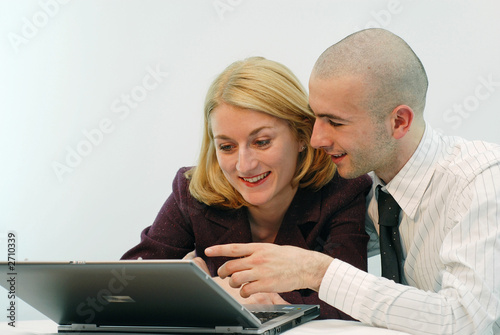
[0,260,319,334]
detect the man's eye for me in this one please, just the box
[328,120,343,127]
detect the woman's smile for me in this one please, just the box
[210,104,301,208]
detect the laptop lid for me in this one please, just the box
[0,260,319,334]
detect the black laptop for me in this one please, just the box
[0,260,319,334]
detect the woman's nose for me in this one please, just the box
[236,147,258,173]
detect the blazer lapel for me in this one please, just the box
[204,206,253,245]
[202,187,321,249]
[274,187,321,249]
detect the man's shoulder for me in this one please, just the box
[436,134,500,179]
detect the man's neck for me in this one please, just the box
[377,121,426,184]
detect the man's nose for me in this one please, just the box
[311,119,333,149]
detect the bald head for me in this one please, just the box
[312,28,428,120]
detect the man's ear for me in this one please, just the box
[391,105,414,140]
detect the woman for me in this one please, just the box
[122,57,371,320]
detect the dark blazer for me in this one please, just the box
[122,167,372,320]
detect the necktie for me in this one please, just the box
[377,186,403,283]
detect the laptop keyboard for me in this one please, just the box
[252,311,286,323]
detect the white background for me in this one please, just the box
[1,0,500,321]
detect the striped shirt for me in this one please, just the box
[319,124,500,334]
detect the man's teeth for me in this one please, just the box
[243,172,270,183]
[333,153,345,157]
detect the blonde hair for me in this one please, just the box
[186,57,336,209]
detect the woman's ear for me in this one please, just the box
[299,140,307,152]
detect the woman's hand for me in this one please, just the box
[183,249,289,305]
[183,250,211,274]
[213,276,290,305]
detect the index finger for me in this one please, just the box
[205,243,258,258]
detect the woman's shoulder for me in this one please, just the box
[321,172,372,198]
[170,166,200,205]
[172,166,194,187]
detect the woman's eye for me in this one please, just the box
[255,139,271,148]
[218,144,234,152]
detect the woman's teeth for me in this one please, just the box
[242,172,270,183]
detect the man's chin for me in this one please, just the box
[336,167,364,180]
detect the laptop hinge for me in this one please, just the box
[62,324,98,331]
[215,326,244,333]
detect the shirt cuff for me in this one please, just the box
[318,258,372,319]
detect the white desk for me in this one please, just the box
[0,319,410,335]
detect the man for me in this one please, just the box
[202,28,500,334]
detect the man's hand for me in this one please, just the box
[205,243,333,298]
